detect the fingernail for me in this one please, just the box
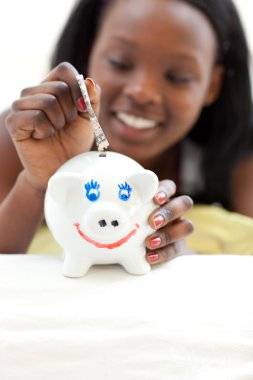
[155,191,167,204]
[153,214,165,229]
[148,252,159,263]
[150,235,161,248]
[77,97,87,112]
[85,77,96,89]
[186,195,194,208]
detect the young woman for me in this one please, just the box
[1,0,252,261]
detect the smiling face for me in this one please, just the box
[88,0,223,163]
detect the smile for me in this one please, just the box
[116,111,159,130]
[73,223,140,249]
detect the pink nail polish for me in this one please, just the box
[155,191,167,204]
[153,214,164,229]
[77,97,87,112]
[150,235,161,248]
[148,252,159,263]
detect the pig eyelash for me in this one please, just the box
[84,179,100,202]
[118,182,132,201]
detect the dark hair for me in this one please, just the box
[51,0,253,209]
[185,0,253,209]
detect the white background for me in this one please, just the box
[0,0,76,110]
[0,0,252,110]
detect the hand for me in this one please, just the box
[145,180,194,265]
[5,62,99,193]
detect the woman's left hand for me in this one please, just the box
[145,179,194,265]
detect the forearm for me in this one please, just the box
[0,171,45,253]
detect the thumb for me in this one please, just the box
[77,77,101,118]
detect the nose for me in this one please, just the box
[123,71,162,105]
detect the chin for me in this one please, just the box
[110,141,160,164]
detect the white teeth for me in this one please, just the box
[116,112,157,129]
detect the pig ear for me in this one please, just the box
[47,172,83,205]
[126,170,159,203]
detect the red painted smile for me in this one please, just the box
[73,223,140,249]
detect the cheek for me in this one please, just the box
[89,65,120,109]
[88,52,121,93]
[98,79,118,119]
[167,87,207,127]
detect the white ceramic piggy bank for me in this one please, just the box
[45,151,158,277]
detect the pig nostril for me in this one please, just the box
[98,219,107,227]
[111,220,119,227]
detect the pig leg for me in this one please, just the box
[62,251,91,278]
[120,250,151,275]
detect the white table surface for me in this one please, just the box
[0,253,253,380]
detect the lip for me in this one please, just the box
[74,222,140,249]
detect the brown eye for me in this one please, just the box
[108,57,132,71]
[165,72,193,84]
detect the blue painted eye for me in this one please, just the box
[118,181,132,201]
[84,180,100,202]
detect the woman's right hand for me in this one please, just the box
[5,62,99,193]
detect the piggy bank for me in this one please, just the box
[44,151,158,277]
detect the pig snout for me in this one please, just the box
[80,201,134,240]
[98,218,119,228]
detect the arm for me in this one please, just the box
[0,171,44,253]
[231,152,253,217]
[0,110,42,253]
[0,62,99,253]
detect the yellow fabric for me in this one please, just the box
[28,205,253,255]
[28,224,62,256]
[187,205,253,254]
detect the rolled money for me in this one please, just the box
[76,74,109,155]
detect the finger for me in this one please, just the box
[145,218,194,250]
[149,195,193,229]
[153,179,176,205]
[6,110,55,141]
[12,94,65,131]
[21,81,78,123]
[82,77,101,117]
[146,239,194,265]
[43,62,100,117]
[43,62,80,100]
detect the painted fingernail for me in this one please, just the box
[77,97,87,112]
[155,191,167,204]
[148,252,159,263]
[150,235,161,248]
[153,214,165,229]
